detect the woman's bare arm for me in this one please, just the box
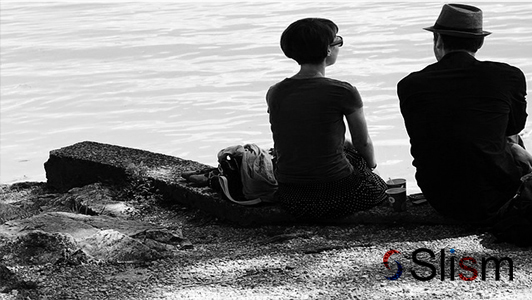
[346,107,377,169]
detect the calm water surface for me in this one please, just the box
[2,2,532,193]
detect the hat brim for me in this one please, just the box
[424,26,491,37]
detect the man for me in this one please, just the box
[397,4,529,223]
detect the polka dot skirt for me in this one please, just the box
[278,147,387,220]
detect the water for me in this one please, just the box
[2,2,532,193]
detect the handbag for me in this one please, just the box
[216,144,278,206]
[490,173,532,247]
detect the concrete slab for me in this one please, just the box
[44,141,457,226]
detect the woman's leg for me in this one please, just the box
[344,145,388,206]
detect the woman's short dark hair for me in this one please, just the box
[437,33,484,53]
[280,18,338,65]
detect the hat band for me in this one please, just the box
[433,23,484,34]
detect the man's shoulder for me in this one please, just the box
[399,59,525,85]
[267,78,289,91]
[477,60,525,75]
[398,63,439,85]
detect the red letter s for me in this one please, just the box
[459,257,478,281]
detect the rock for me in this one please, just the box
[0,212,101,241]
[44,141,190,191]
[0,211,188,265]
[54,183,136,217]
[0,202,32,224]
[1,230,77,265]
[43,141,297,226]
[130,228,193,251]
[81,229,163,263]
[43,141,461,226]
[130,228,187,245]
[56,248,93,266]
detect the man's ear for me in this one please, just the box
[434,33,444,50]
[433,33,446,61]
[478,38,484,50]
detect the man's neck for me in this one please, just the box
[443,49,476,58]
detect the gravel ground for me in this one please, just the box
[1,183,531,300]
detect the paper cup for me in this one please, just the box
[386,187,407,212]
[386,178,406,189]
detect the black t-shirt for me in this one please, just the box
[266,77,362,183]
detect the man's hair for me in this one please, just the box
[280,18,338,65]
[436,33,484,53]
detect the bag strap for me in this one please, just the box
[218,176,262,206]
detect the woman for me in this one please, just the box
[266,18,387,220]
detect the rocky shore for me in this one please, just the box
[1,142,531,299]
[1,180,531,300]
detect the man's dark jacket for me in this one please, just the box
[398,52,527,222]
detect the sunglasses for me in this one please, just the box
[330,35,343,47]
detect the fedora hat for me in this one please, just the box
[424,3,491,37]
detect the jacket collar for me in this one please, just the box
[440,50,477,61]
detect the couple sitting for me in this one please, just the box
[267,4,532,231]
